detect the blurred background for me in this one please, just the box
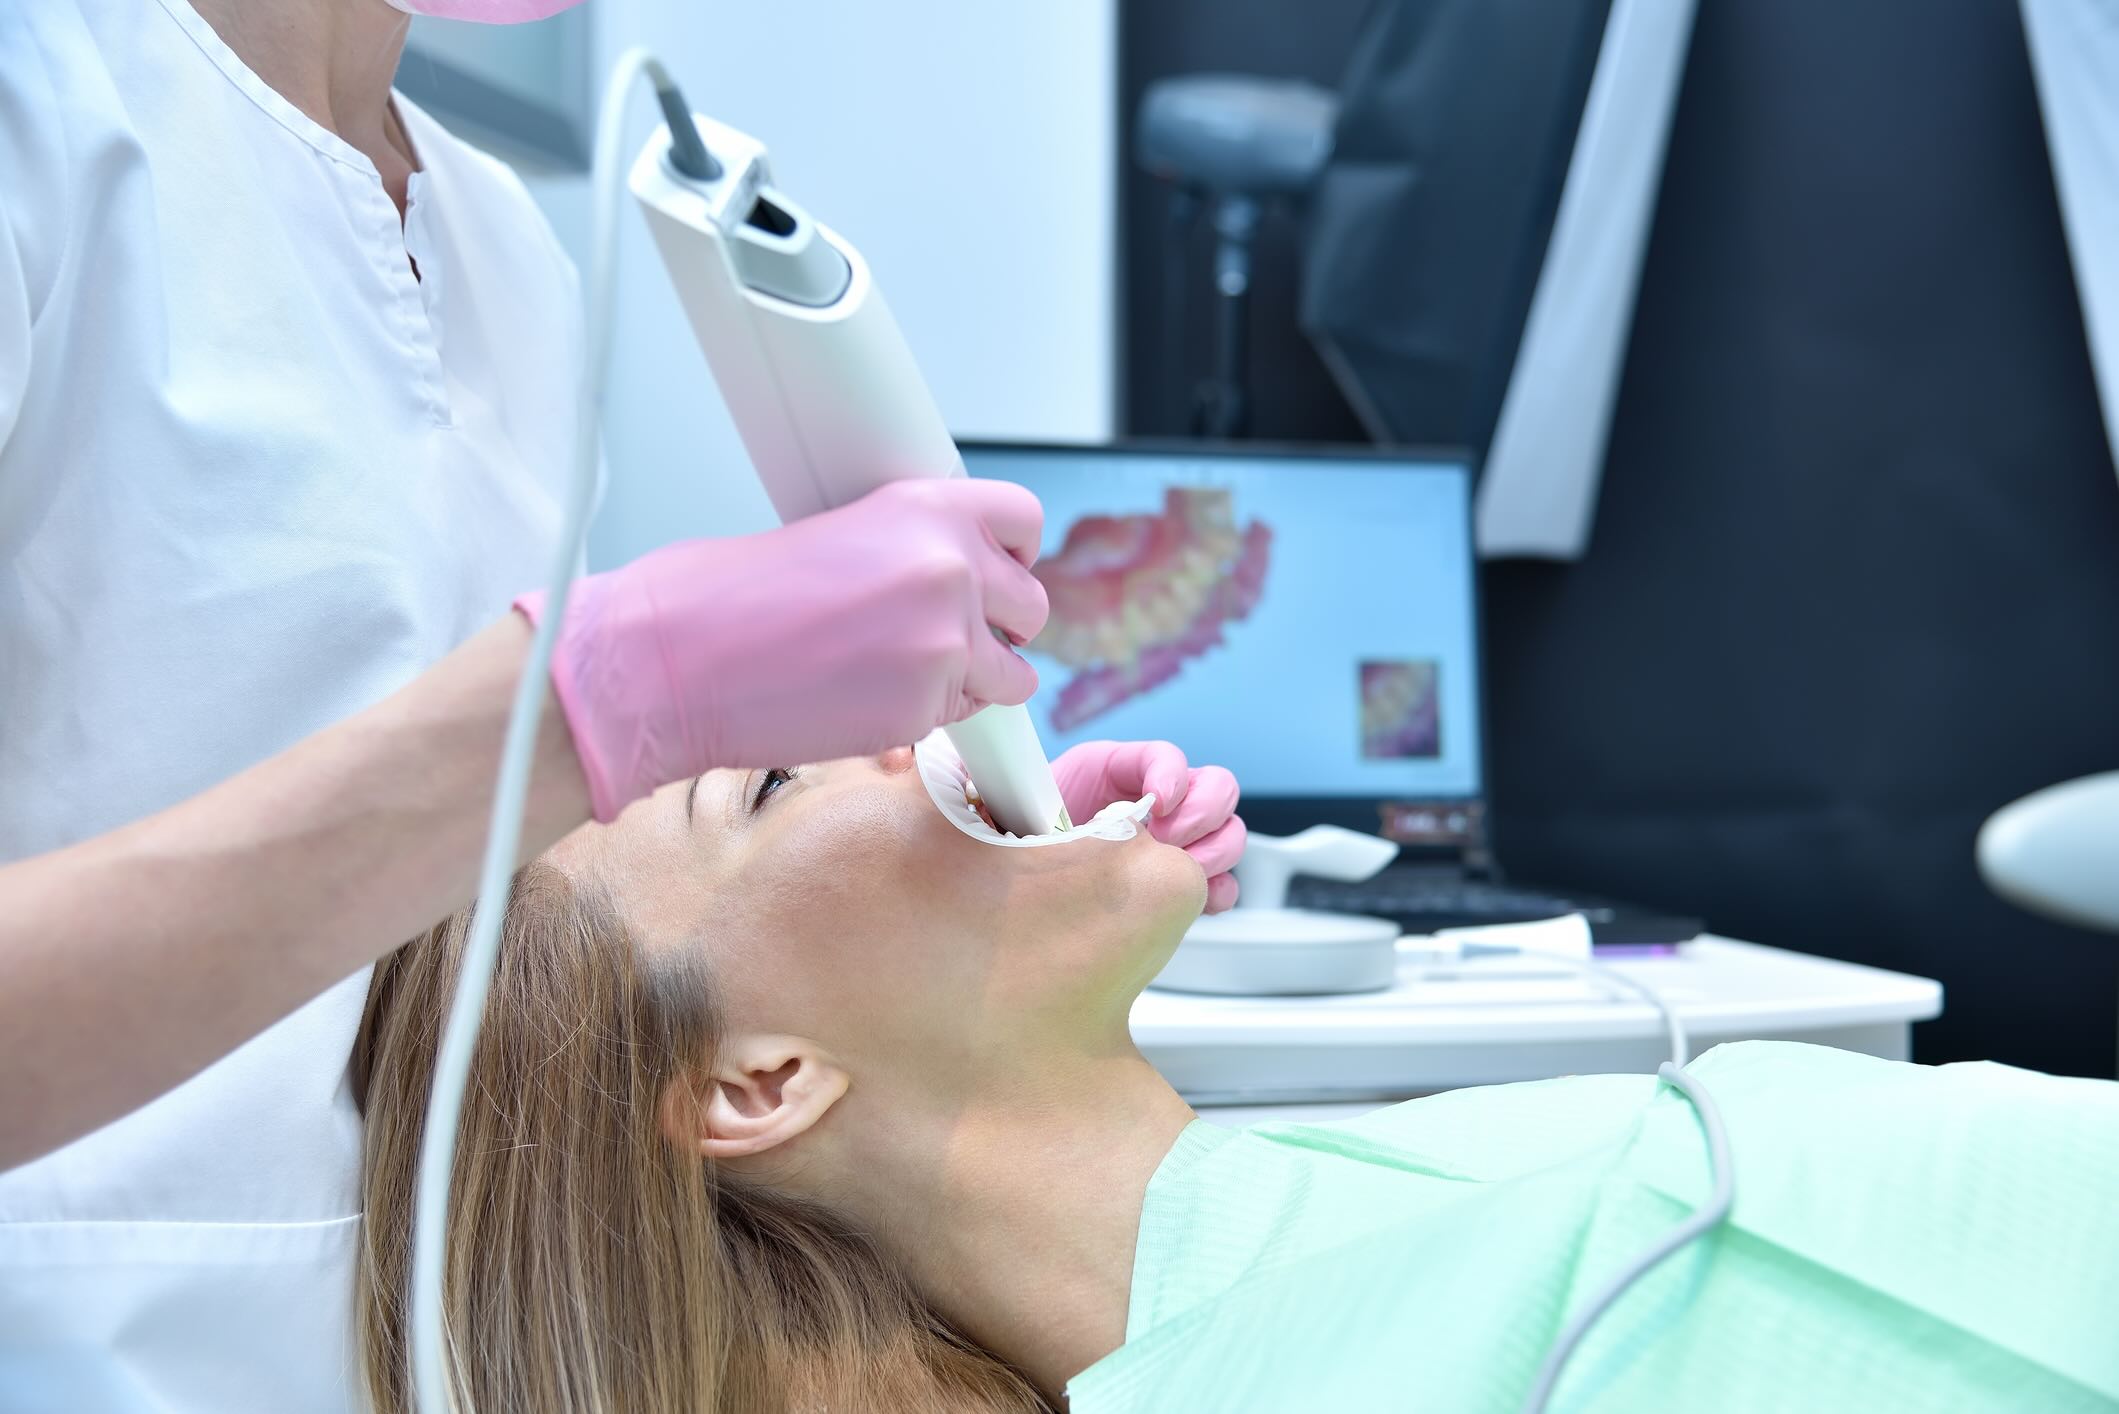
[401,0,2119,1078]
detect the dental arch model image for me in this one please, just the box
[1032,487,1274,731]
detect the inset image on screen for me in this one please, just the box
[1359,659,1441,760]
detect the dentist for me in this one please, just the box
[0,1,1245,1409]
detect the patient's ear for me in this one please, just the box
[661,1035,848,1161]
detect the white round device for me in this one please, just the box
[1154,907,1401,994]
[1151,824,1403,996]
[1977,771,2119,933]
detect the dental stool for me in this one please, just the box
[1136,74,1339,438]
[1978,772,2119,933]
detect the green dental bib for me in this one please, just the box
[1069,1041,2119,1413]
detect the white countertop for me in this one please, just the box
[1130,935,1943,1105]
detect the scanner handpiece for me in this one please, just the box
[629,114,1071,837]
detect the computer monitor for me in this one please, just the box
[960,441,1484,838]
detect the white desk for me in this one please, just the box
[1130,936,1942,1125]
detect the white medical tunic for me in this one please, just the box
[0,2,580,1410]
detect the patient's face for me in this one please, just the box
[549,747,1205,1071]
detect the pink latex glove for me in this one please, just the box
[521,478,1049,821]
[1052,740,1246,913]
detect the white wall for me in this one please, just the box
[523,1,1119,568]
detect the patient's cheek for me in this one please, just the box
[762,784,953,904]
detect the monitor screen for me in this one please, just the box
[962,444,1484,802]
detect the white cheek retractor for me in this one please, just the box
[915,731,1153,848]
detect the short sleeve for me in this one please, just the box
[0,194,29,456]
[0,5,67,456]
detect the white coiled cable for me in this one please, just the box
[1513,953,1735,1414]
[407,49,681,1414]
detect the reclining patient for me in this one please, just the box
[353,748,2119,1413]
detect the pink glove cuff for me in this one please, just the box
[515,591,628,824]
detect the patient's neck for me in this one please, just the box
[819,1043,1194,1400]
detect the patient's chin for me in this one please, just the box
[1114,832,1209,930]
[1100,838,1206,994]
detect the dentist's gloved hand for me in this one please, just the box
[521,478,1049,822]
[1053,741,1245,913]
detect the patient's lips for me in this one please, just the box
[914,731,1152,847]
[1033,488,1272,731]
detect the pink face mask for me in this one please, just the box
[385,0,586,21]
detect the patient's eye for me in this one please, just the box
[751,767,799,812]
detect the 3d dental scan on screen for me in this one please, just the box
[4,4,2119,1414]
[967,444,1482,796]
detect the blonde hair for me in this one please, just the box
[352,862,1048,1413]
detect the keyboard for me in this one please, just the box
[1285,867,1702,949]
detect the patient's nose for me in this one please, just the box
[877,745,917,775]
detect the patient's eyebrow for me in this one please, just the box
[685,774,702,825]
